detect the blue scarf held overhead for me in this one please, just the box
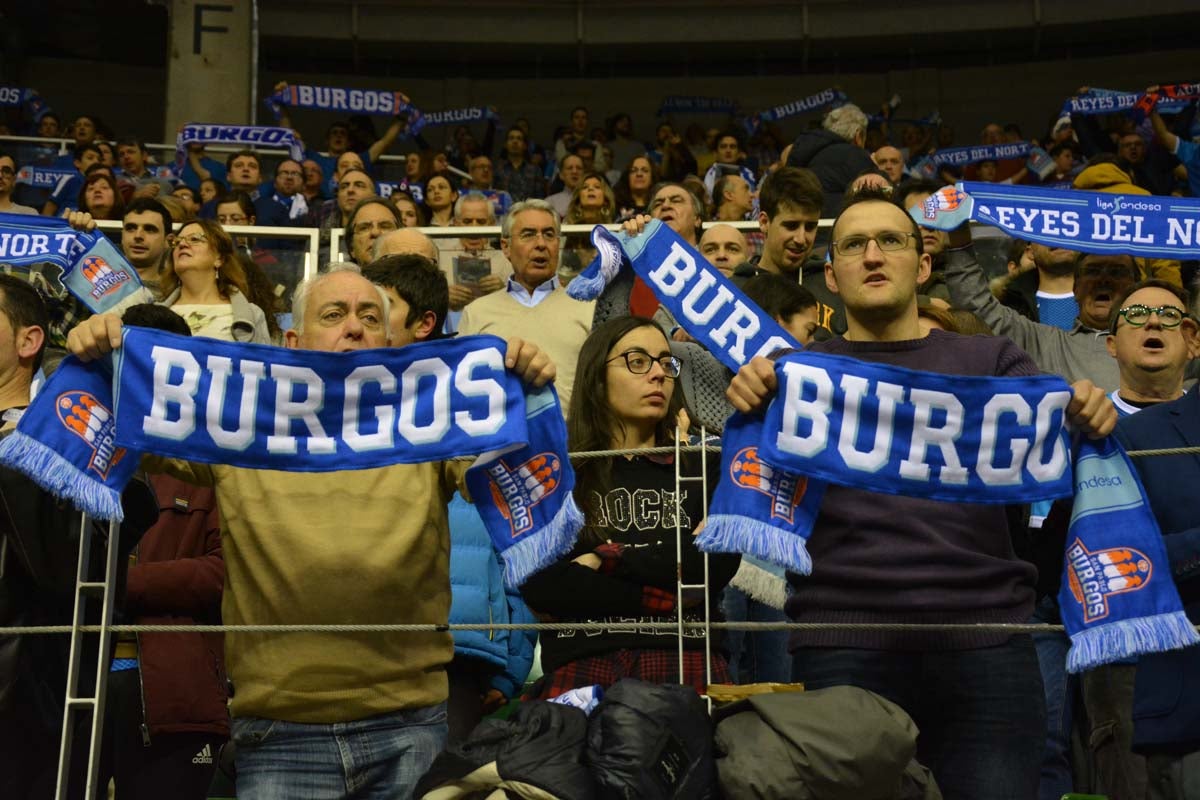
[16,166,76,189]
[175,124,304,174]
[1059,437,1200,672]
[910,142,1055,181]
[405,106,500,137]
[0,355,137,520]
[0,212,148,314]
[912,182,1200,260]
[657,96,739,117]
[742,88,846,135]
[0,329,582,585]
[264,82,413,120]
[0,87,35,108]
[1062,85,1197,118]
[567,220,796,370]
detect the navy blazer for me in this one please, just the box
[1113,389,1200,750]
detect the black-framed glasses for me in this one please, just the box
[1113,304,1188,331]
[832,230,915,257]
[606,349,682,378]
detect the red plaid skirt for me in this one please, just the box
[529,648,730,700]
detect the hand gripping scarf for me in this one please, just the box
[568,220,1198,670]
[0,211,148,314]
[0,329,582,586]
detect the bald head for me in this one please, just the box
[373,228,439,263]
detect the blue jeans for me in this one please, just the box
[1030,597,1076,800]
[721,587,791,684]
[792,636,1045,800]
[231,703,448,800]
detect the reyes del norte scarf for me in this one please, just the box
[16,166,76,189]
[0,212,148,314]
[570,219,1197,670]
[0,329,582,587]
[1062,85,1198,119]
[912,182,1200,260]
[910,142,1055,181]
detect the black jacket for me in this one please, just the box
[786,130,876,217]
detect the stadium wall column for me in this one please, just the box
[164,0,254,137]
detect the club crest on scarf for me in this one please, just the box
[56,391,125,479]
[79,255,133,301]
[922,187,967,220]
[729,446,808,525]
[485,452,563,537]
[1066,539,1152,624]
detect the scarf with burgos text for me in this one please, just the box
[265,82,414,120]
[912,182,1200,260]
[566,220,823,576]
[570,220,1197,670]
[175,124,304,174]
[404,107,500,138]
[742,88,846,136]
[0,212,148,314]
[0,329,582,586]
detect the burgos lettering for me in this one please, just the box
[487,453,562,536]
[1066,538,1151,622]
[774,362,1071,488]
[181,126,290,146]
[141,345,508,455]
[80,255,132,300]
[730,446,807,524]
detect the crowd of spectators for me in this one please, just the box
[1,83,1199,799]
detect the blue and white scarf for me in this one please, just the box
[1062,85,1197,118]
[657,96,739,117]
[376,180,423,204]
[742,88,846,135]
[913,182,1200,260]
[15,166,76,189]
[175,124,304,174]
[265,82,414,120]
[0,212,147,314]
[1060,437,1199,671]
[405,106,500,137]
[910,143,1034,181]
[0,329,582,585]
[0,87,36,108]
[573,220,1197,670]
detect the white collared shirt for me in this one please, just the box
[506,276,560,308]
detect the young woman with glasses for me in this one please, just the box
[520,316,739,698]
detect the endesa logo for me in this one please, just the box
[56,391,125,479]
[80,255,132,300]
[1066,538,1152,623]
[486,452,562,537]
[729,446,807,524]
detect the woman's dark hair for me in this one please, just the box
[237,253,283,341]
[567,316,686,542]
[613,155,658,213]
[78,172,124,220]
[421,171,459,218]
[390,190,427,226]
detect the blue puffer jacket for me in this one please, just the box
[448,493,538,699]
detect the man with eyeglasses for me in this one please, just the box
[459,199,594,411]
[1034,279,1200,798]
[344,196,401,267]
[944,225,1136,392]
[726,187,1115,800]
[1103,281,1200,797]
[253,159,312,227]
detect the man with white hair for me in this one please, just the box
[64,265,555,800]
[784,102,876,216]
